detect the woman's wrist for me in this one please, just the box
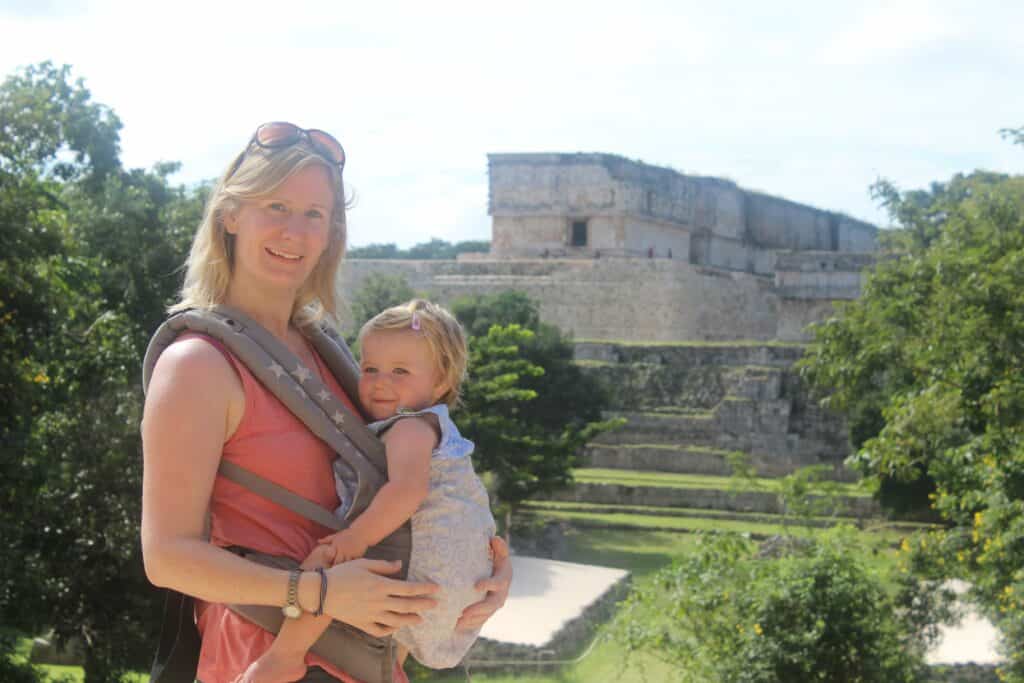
[297,570,321,614]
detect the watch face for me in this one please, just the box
[283,604,302,619]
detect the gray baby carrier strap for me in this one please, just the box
[142,306,410,683]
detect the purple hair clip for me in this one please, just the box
[411,312,421,331]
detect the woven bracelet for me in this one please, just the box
[314,567,327,617]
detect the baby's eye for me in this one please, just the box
[306,209,325,220]
[362,366,378,374]
[393,367,409,376]
[268,202,289,213]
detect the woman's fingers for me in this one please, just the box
[474,536,512,597]
[456,535,513,632]
[351,558,404,576]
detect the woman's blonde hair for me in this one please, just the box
[169,135,348,324]
[358,299,469,408]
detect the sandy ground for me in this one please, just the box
[480,559,1003,665]
[926,580,1002,665]
[478,556,628,647]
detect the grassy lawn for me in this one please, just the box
[572,468,873,497]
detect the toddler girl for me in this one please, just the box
[254,299,496,679]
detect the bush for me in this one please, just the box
[611,528,936,683]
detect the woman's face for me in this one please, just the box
[225,164,335,295]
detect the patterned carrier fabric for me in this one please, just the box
[332,404,497,668]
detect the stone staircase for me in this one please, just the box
[578,342,853,480]
[526,341,873,528]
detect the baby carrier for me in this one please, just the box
[142,305,412,683]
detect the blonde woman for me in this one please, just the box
[141,123,510,683]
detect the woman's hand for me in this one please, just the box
[323,558,439,638]
[456,536,511,632]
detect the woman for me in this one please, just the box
[141,122,510,683]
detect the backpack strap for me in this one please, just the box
[143,305,388,523]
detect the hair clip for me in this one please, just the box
[411,312,421,331]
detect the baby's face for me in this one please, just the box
[358,329,447,421]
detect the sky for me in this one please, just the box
[2,0,1022,247]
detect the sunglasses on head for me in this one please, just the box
[227,122,346,178]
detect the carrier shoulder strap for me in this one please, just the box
[142,305,389,523]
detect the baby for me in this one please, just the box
[257,299,496,678]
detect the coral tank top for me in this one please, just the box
[182,334,408,683]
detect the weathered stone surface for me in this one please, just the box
[577,342,851,476]
[487,152,877,274]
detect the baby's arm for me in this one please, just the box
[234,546,335,683]
[319,417,434,560]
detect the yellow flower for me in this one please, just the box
[900,538,912,553]
[33,372,49,384]
[975,511,984,527]
[754,624,763,636]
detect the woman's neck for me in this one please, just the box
[223,283,296,341]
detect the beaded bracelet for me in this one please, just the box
[314,567,327,617]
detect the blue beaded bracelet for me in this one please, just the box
[314,567,327,617]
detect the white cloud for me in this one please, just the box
[819,1,959,66]
[1,0,1021,246]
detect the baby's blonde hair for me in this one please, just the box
[358,299,468,408]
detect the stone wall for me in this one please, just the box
[487,153,878,277]
[338,258,783,341]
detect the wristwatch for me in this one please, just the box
[282,569,302,619]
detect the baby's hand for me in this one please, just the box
[317,529,369,563]
[300,543,336,570]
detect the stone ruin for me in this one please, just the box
[339,152,881,478]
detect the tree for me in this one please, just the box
[346,272,416,340]
[347,238,490,260]
[0,62,200,682]
[799,137,1024,678]
[451,291,621,534]
[610,528,936,682]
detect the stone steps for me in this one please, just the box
[584,443,853,479]
[541,480,878,518]
[594,411,720,445]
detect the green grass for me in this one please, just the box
[572,468,872,497]
[521,500,934,533]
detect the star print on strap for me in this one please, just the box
[292,365,312,383]
[268,363,285,379]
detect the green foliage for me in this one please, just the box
[346,272,417,339]
[348,238,489,260]
[611,528,933,683]
[452,291,622,514]
[0,63,201,682]
[799,142,1024,678]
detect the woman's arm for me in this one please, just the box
[141,338,437,634]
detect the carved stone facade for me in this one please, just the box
[486,153,877,276]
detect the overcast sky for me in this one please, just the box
[2,0,1021,247]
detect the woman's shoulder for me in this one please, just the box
[147,334,242,405]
